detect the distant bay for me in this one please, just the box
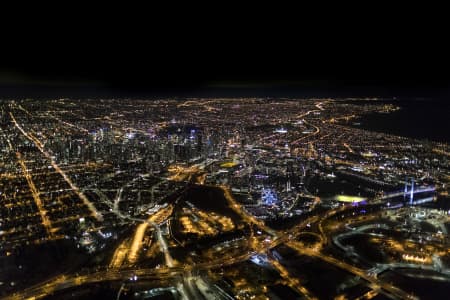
[348,99,450,144]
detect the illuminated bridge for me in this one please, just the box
[381,185,436,204]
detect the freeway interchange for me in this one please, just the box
[3,192,418,300]
[1,98,449,299]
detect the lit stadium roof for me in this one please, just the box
[335,195,366,203]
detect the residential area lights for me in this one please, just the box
[0,98,448,300]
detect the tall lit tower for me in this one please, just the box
[404,178,415,205]
[286,179,291,192]
[409,178,414,205]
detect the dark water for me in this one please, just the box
[349,99,450,143]
[380,269,450,299]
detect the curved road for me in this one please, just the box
[3,186,417,300]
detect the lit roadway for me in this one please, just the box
[268,256,317,300]
[3,207,416,300]
[110,186,175,268]
[380,186,436,200]
[9,111,102,221]
[2,191,328,300]
[291,101,326,146]
[15,151,55,238]
[3,185,416,299]
[291,118,321,145]
[222,185,417,299]
[288,242,417,300]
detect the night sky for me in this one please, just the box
[1,25,449,99]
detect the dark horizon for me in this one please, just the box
[2,38,450,99]
[1,79,450,100]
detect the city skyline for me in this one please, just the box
[0,97,449,299]
[1,23,450,299]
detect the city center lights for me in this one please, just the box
[0,98,448,300]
